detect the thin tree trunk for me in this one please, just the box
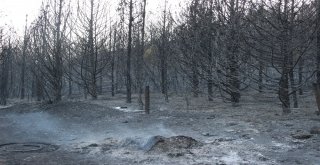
[36,75,43,101]
[53,0,64,102]
[8,50,13,98]
[0,42,11,105]
[161,0,168,102]
[279,70,290,114]
[279,1,291,113]
[111,28,117,97]
[68,69,72,96]
[137,0,147,109]
[288,0,298,108]
[259,61,263,93]
[68,33,72,96]
[87,0,97,99]
[99,75,103,94]
[315,0,320,114]
[227,0,240,104]
[289,67,298,108]
[126,0,133,103]
[31,77,36,99]
[192,64,199,97]
[20,15,28,100]
[317,0,320,84]
[207,78,213,101]
[298,58,303,95]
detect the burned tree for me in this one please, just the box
[77,0,107,99]
[0,42,11,105]
[20,15,29,100]
[247,0,314,113]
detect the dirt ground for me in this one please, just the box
[0,91,320,165]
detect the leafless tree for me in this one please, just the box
[72,0,109,99]
[20,15,29,100]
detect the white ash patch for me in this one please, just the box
[114,107,144,113]
[0,104,13,109]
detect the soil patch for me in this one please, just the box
[145,135,200,153]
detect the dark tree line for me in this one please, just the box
[0,0,319,114]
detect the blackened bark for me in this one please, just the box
[126,0,133,103]
[279,27,290,113]
[145,86,150,114]
[137,0,146,108]
[259,61,263,93]
[207,78,213,101]
[229,59,240,103]
[20,15,28,100]
[111,29,116,97]
[0,45,10,105]
[192,64,199,97]
[207,43,213,101]
[298,58,303,95]
[88,0,97,99]
[53,0,64,102]
[227,0,240,104]
[279,71,290,114]
[289,43,298,108]
[68,39,72,96]
[317,0,320,84]
[161,0,168,102]
[36,76,43,101]
[315,0,320,113]
[289,68,298,108]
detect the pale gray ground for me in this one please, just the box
[0,91,320,165]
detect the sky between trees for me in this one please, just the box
[0,0,184,36]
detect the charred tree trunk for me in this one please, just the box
[160,50,168,102]
[278,0,292,114]
[207,77,213,101]
[111,29,117,97]
[207,0,214,101]
[315,0,320,113]
[207,43,213,101]
[229,58,240,103]
[67,32,73,96]
[279,69,290,113]
[259,61,264,93]
[53,0,64,102]
[191,64,199,97]
[0,43,11,105]
[279,25,291,113]
[161,0,169,102]
[68,54,72,96]
[137,0,147,108]
[289,49,298,108]
[226,0,240,104]
[20,15,28,100]
[89,0,97,99]
[126,0,133,103]
[317,0,320,85]
[36,76,44,101]
[298,57,303,95]
[289,67,298,108]
[289,0,298,108]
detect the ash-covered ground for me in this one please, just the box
[0,91,320,165]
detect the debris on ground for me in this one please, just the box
[291,130,313,140]
[143,135,200,153]
[310,126,320,134]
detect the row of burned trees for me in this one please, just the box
[1,0,320,114]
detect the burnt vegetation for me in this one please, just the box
[0,0,320,116]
